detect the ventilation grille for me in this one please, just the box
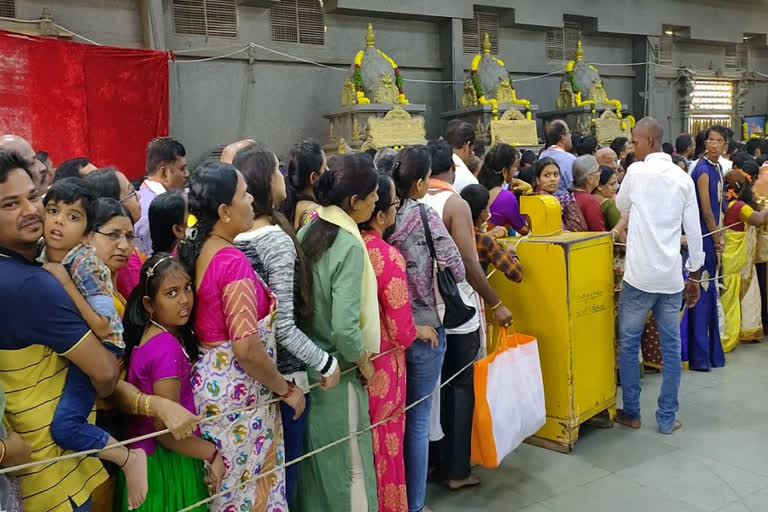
[655,33,674,65]
[691,80,733,112]
[0,0,14,17]
[270,0,325,45]
[462,10,499,54]
[724,44,749,71]
[173,0,238,37]
[546,22,581,61]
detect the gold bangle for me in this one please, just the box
[143,394,152,417]
[491,301,503,311]
[133,392,143,415]
[0,439,6,465]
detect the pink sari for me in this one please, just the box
[363,231,417,512]
[191,247,286,512]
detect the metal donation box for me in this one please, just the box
[487,194,616,452]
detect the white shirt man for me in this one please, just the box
[618,152,705,293]
[452,153,478,193]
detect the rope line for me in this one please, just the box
[0,348,396,475]
[178,353,478,511]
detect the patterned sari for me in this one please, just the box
[363,231,417,512]
[192,247,287,512]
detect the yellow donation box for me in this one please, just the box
[488,195,616,452]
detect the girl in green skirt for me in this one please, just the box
[117,254,226,510]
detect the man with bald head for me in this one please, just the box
[0,135,47,195]
[615,117,705,435]
[596,147,619,171]
[540,120,576,194]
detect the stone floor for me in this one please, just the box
[427,340,768,512]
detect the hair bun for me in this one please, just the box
[314,169,338,206]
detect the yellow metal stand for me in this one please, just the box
[487,195,616,452]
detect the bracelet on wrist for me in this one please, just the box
[133,392,143,415]
[143,394,152,417]
[490,301,503,311]
[206,447,219,465]
[279,382,295,399]
[320,353,335,376]
[0,439,6,465]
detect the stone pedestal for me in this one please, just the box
[441,104,540,149]
[538,105,631,144]
[324,103,427,154]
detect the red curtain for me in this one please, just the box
[0,31,169,181]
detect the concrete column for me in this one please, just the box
[139,0,166,50]
[439,18,465,116]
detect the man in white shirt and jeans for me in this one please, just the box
[615,117,705,434]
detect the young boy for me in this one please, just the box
[40,178,147,509]
[460,184,524,283]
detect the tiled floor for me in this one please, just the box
[427,340,768,512]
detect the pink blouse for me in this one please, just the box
[116,249,145,299]
[126,333,197,456]
[195,247,272,344]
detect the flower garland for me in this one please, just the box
[353,51,370,104]
[471,55,499,120]
[622,115,636,132]
[376,49,409,105]
[352,49,410,105]
[606,99,623,119]
[575,91,596,115]
[511,89,533,121]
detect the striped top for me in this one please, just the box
[0,249,107,512]
[235,225,335,383]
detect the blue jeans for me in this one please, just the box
[619,282,683,433]
[51,344,122,452]
[281,393,309,510]
[404,328,447,512]
[69,497,92,511]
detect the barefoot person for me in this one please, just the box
[615,117,705,434]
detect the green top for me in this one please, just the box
[601,198,622,231]
[295,224,378,511]
[297,227,367,367]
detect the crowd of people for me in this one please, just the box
[0,113,767,512]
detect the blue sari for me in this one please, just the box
[686,159,726,371]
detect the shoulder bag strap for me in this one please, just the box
[419,203,437,261]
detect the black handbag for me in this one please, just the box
[419,204,476,329]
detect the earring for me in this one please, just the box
[224,217,231,224]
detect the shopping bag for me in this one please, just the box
[471,327,545,469]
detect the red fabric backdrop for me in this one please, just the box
[0,31,169,181]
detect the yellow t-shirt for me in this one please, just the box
[0,252,107,511]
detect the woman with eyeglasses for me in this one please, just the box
[84,167,147,298]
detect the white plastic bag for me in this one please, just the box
[471,329,546,468]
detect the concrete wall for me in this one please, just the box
[16,0,144,48]
[10,0,768,162]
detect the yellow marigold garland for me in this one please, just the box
[376,49,409,105]
[353,51,370,104]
